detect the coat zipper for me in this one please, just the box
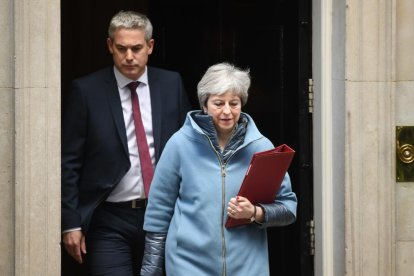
[221,163,227,276]
[201,132,264,276]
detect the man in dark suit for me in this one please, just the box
[61,10,191,275]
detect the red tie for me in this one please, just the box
[127,82,154,198]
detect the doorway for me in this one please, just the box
[61,1,313,275]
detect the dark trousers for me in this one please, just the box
[62,246,88,276]
[84,203,146,276]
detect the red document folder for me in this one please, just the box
[225,144,295,228]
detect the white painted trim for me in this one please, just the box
[313,0,336,275]
[319,1,334,274]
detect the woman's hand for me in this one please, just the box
[227,196,255,220]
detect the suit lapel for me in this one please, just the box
[148,67,162,161]
[103,67,129,158]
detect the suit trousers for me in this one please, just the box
[85,203,146,276]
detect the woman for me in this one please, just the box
[141,63,297,276]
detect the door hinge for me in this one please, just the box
[308,78,314,113]
[307,219,315,256]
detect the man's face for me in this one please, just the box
[107,28,154,80]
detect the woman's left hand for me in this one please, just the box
[227,196,255,219]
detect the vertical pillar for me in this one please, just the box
[14,0,61,275]
[0,0,16,274]
[395,1,414,275]
[344,0,395,275]
[313,1,347,275]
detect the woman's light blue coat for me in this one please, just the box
[144,111,297,276]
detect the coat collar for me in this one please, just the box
[183,110,264,150]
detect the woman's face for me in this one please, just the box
[204,91,242,137]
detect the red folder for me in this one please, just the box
[225,144,295,228]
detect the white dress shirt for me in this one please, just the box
[106,66,155,202]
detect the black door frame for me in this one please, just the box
[297,0,314,275]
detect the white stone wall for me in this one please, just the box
[395,1,414,276]
[344,0,395,275]
[0,0,61,275]
[0,0,16,274]
[314,0,413,275]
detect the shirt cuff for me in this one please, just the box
[62,227,82,234]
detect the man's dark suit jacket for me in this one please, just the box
[61,66,191,233]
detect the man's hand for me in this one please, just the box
[62,230,86,264]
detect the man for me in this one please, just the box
[61,10,191,275]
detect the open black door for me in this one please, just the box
[61,1,313,275]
